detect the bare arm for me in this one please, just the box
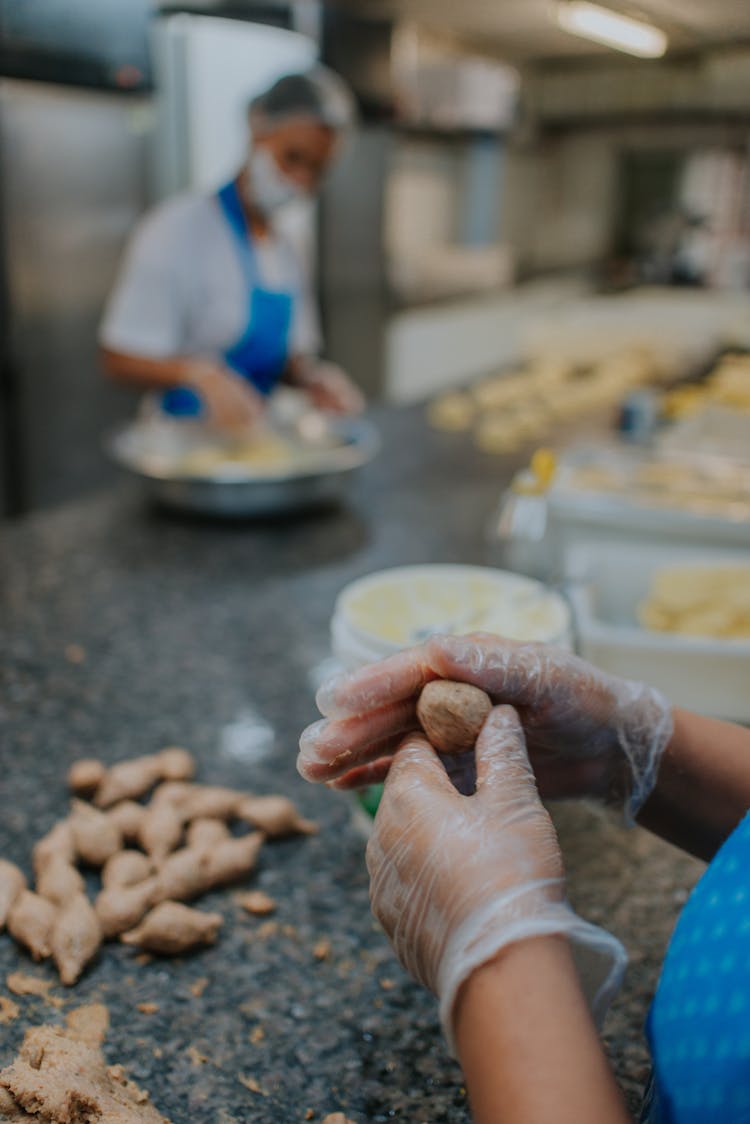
[638,707,750,861]
[100,347,264,429]
[100,347,203,392]
[455,937,630,1124]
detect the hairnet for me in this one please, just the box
[249,67,356,136]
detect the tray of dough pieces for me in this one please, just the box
[548,443,750,556]
[566,540,750,722]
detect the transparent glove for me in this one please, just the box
[185,361,265,431]
[293,360,365,415]
[367,706,627,1054]
[298,633,673,824]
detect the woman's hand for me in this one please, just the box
[292,360,365,415]
[185,361,266,431]
[298,633,673,822]
[367,706,626,1049]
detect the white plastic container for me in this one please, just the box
[332,563,572,670]
[567,542,750,722]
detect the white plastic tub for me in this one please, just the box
[567,543,750,722]
[332,563,573,670]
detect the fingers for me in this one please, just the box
[328,755,394,791]
[297,698,418,782]
[315,633,542,721]
[428,633,543,703]
[474,705,535,800]
[316,646,440,719]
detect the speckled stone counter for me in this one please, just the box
[0,405,704,1121]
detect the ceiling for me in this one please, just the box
[333,0,750,62]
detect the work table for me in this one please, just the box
[0,404,703,1121]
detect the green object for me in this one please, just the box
[357,784,384,818]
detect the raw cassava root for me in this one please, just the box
[0,748,316,984]
[416,680,493,755]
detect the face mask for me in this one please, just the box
[246,146,304,213]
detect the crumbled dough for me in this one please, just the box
[313,939,331,962]
[237,1074,267,1096]
[0,996,20,1024]
[188,978,209,999]
[0,1005,168,1122]
[234,891,276,917]
[5,973,62,1008]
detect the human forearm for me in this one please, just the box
[99,347,206,391]
[638,707,750,860]
[454,936,630,1124]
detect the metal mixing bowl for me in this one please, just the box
[106,415,380,517]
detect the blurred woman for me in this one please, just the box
[100,68,363,429]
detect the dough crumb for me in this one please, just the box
[0,996,20,1024]
[188,977,209,998]
[238,1074,267,1096]
[0,1006,169,1122]
[5,973,62,1007]
[234,890,276,916]
[313,938,331,962]
[186,1045,209,1067]
[255,921,279,940]
[65,1002,110,1048]
[249,1025,265,1045]
[322,1114,355,1124]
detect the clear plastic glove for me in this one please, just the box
[293,360,365,415]
[298,634,673,824]
[367,706,627,1053]
[185,361,266,431]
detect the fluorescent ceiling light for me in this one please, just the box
[556,2,668,58]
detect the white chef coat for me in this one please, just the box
[100,191,321,360]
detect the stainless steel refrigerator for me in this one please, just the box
[0,78,151,515]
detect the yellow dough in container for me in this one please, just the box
[638,565,750,640]
[176,432,296,477]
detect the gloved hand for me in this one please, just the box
[293,360,365,415]
[367,706,627,1053]
[185,360,265,431]
[298,633,674,824]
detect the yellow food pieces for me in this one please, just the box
[427,345,667,454]
[178,433,295,476]
[426,392,475,431]
[664,353,750,419]
[638,565,750,640]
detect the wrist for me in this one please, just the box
[286,358,315,387]
[455,934,630,1124]
[182,358,223,388]
[438,893,626,1057]
[454,932,572,1041]
[611,681,674,824]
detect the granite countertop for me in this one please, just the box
[0,404,703,1122]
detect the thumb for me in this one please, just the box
[385,731,457,800]
[474,705,535,799]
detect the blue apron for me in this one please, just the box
[641,809,750,1122]
[162,179,294,416]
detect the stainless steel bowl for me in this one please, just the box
[105,415,380,517]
